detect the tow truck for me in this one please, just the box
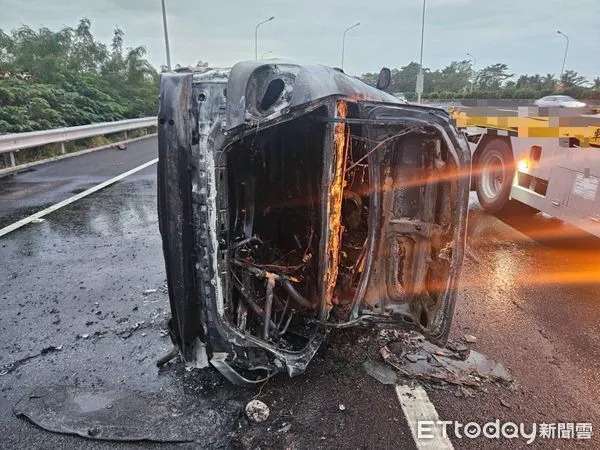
[450,104,600,238]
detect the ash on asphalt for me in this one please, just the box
[231,327,416,450]
[4,157,599,449]
[0,169,242,449]
[0,168,417,449]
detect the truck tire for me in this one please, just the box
[475,138,537,216]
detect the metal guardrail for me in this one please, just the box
[0,117,157,167]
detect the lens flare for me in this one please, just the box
[517,159,529,171]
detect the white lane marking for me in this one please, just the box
[395,384,454,450]
[0,158,158,238]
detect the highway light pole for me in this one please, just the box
[557,30,569,81]
[467,52,476,93]
[416,0,426,103]
[160,0,172,71]
[255,17,275,60]
[341,22,360,70]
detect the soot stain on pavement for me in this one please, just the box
[229,328,416,450]
[0,176,213,448]
[9,325,418,448]
[0,202,55,229]
[14,384,243,445]
[1,173,454,449]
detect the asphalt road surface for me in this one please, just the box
[0,137,598,449]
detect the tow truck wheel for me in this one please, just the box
[475,138,537,216]
[475,138,538,216]
[475,138,514,214]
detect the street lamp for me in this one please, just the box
[557,30,569,81]
[255,16,275,60]
[341,22,360,70]
[467,52,476,93]
[416,0,426,103]
[261,50,274,59]
[160,0,172,71]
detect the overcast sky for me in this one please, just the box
[1,0,598,80]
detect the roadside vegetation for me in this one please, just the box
[360,61,600,102]
[1,19,598,137]
[0,18,158,134]
[0,19,158,170]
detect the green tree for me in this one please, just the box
[68,18,108,74]
[361,63,596,101]
[429,60,472,93]
[541,74,557,90]
[0,19,158,134]
[516,74,543,90]
[475,63,514,90]
[390,62,424,93]
[561,70,587,87]
[361,62,426,94]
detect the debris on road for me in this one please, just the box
[116,321,147,339]
[42,345,62,353]
[156,346,179,368]
[277,423,291,433]
[446,340,470,360]
[113,143,128,150]
[142,289,157,295]
[14,385,242,444]
[459,386,476,398]
[362,359,398,385]
[463,334,477,344]
[500,398,512,408]
[245,399,270,423]
[379,331,512,387]
[0,345,62,376]
[31,218,45,224]
[338,404,346,411]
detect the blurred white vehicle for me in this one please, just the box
[534,95,586,108]
[393,92,408,102]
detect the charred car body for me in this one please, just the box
[157,61,471,386]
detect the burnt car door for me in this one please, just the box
[346,102,471,344]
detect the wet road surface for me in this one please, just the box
[0,137,157,228]
[0,140,598,449]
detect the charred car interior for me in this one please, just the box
[157,61,471,386]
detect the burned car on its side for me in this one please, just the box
[157,61,471,386]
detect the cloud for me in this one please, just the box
[0,0,598,79]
